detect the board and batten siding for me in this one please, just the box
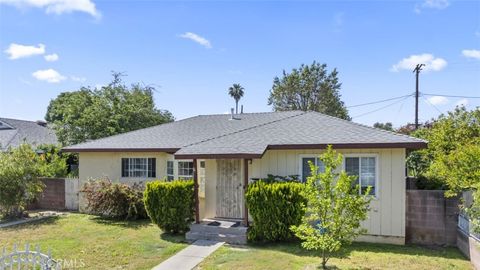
[249,148,406,243]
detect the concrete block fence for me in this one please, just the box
[29,178,79,211]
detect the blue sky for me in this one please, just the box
[0,0,479,127]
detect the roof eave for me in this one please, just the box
[62,147,180,154]
[267,142,428,150]
[174,153,264,159]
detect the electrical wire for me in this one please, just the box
[422,93,480,99]
[421,95,443,114]
[352,95,412,119]
[347,93,414,108]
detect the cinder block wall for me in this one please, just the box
[406,190,459,246]
[31,178,66,210]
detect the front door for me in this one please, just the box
[216,159,244,219]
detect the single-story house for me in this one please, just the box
[0,117,58,151]
[63,111,427,245]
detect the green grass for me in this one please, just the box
[199,241,472,270]
[0,213,187,270]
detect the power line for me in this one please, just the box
[347,93,413,108]
[422,93,480,99]
[421,95,443,115]
[352,96,411,119]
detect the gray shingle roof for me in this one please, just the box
[0,118,58,151]
[174,111,426,157]
[64,111,426,157]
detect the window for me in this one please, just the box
[345,156,377,195]
[300,157,325,183]
[121,158,156,178]
[166,161,174,181]
[178,161,194,180]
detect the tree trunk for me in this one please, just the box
[235,101,239,114]
[322,250,327,269]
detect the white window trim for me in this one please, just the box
[176,159,194,180]
[166,160,174,181]
[298,154,325,182]
[343,153,379,198]
[121,157,156,178]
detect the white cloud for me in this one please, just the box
[44,53,59,62]
[32,69,66,83]
[415,0,450,13]
[0,0,101,19]
[462,49,480,60]
[455,98,469,107]
[4,43,45,59]
[71,75,86,82]
[391,53,447,72]
[179,32,212,49]
[427,96,449,105]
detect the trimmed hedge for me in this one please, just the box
[246,180,307,242]
[144,180,195,233]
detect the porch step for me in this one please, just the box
[189,223,247,235]
[186,231,247,245]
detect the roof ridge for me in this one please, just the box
[183,111,306,148]
[0,117,42,123]
[63,115,201,149]
[196,111,301,117]
[307,111,427,143]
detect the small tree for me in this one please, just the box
[228,83,245,114]
[291,146,371,269]
[0,144,43,218]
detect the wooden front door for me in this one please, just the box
[216,159,244,219]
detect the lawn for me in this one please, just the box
[199,242,472,270]
[0,213,187,269]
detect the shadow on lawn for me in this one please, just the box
[1,215,61,231]
[90,216,152,229]
[247,241,466,261]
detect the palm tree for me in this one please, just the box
[228,83,245,114]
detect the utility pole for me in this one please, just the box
[413,64,425,130]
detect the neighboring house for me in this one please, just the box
[0,118,58,151]
[63,111,427,245]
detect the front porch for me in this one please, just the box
[186,218,248,244]
[189,158,251,244]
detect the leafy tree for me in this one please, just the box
[268,62,350,120]
[291,146,371,269]
[408,107,480,190]
[36,144,69,177]
[431,144,480,197]
[228,83,245,114]
[373,122,393,131]
[46,73,174,146]
[0,144,43,218]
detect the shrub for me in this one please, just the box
[144,180,195,233]
[0,144,43,218]
[81,178,147,220]
[246,180,307,242]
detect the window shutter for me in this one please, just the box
[121,158,129,177]
[148,158,156,178]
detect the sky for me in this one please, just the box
[0,0,479,127]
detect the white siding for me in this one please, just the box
[249,148,406,238]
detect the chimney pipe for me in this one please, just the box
[241,105,243,114]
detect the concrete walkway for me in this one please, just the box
[0,211,66,229]
[152,240,224,270]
